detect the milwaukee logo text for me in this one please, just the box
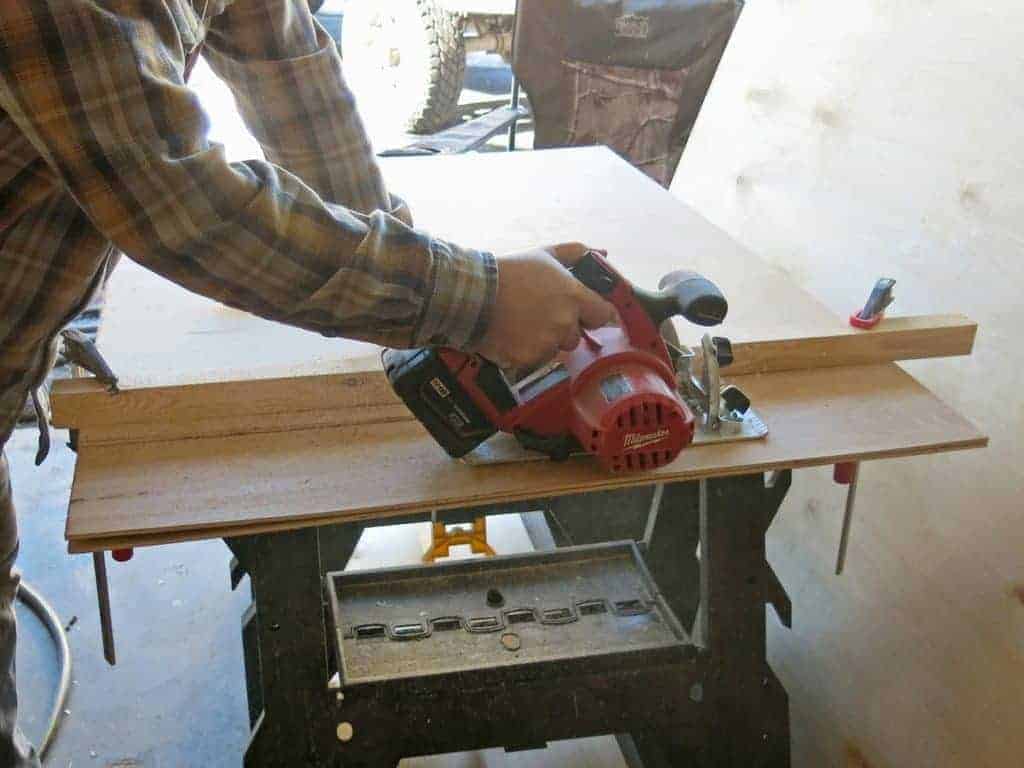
[622,429,670,450]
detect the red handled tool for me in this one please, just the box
[384,251,728,472]
[849,277,895,329]
[835,277,895,573]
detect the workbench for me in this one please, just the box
[52,147,985,767]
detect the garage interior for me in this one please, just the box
[9,1,1021,767]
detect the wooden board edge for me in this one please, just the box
[50,366,400,430]
[728,314,976,375]
[65,433,988,554]
[52,315,976,445]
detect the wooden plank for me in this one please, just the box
[64,362,986,553]
[50,311,976,444]
[723,314,976,375]
[88,146,851,390]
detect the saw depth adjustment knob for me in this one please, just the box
[711,336,733,367]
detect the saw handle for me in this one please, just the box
[644,270,728,327]
[572,253,726,328]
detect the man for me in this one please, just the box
[0,1,614,763]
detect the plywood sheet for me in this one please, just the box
[671,1,1017,765]
[65,362,985,552]
[49,146,975,442]
[84,146,845,393]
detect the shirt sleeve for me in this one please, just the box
[0,1,496,351]
[202,0,395,218]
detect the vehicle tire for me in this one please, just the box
[342,0,466,134]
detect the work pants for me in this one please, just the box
[0,451,41,767]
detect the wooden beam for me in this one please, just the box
[51,314,976,445]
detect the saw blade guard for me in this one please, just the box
[571,361,695,472]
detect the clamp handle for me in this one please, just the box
[850,278,896,329]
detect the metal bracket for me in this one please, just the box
[92,551,116,665]
[670,333,765,444]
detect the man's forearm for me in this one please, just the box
[0,1,495,350]
[204,0,391,215]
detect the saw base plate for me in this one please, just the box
[462,407,768,467]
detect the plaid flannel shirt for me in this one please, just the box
[0,0,497,446]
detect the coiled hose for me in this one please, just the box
[17,580,72,761]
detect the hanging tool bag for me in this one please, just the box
[513,0,742,186]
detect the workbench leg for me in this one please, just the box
[617,731,707,768]
[317,522,365,576]
[543,487,656,546]
[700,472,792,768]
[641,482,702,633]
[227,527,340,768]
[619,472,791,767]
[616,481,704,768]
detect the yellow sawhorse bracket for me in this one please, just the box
[423,517,496,562]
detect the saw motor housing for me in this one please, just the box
[383,251,727,472]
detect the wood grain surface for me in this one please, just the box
[58,147,984,554]
[50,312,976,445]
[65,362,985,552]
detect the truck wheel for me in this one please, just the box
[342,0,466,134]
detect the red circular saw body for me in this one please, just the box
[491,262,697,472]
[397,251,716,473]
[564,329,695,471]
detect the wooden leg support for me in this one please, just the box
[698,472,792,767]
[226,522,366,768]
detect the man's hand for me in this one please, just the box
[475,243,615,369]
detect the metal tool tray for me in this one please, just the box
[326,541,688,687]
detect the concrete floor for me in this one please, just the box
[14,427,252,766]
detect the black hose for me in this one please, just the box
[16,580,72,761]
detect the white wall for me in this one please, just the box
[673,3,1023,766]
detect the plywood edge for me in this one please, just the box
[65,432,988,554]
[64,358,989,553]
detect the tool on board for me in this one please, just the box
[849,277,895,329]
[384,250,741,472]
